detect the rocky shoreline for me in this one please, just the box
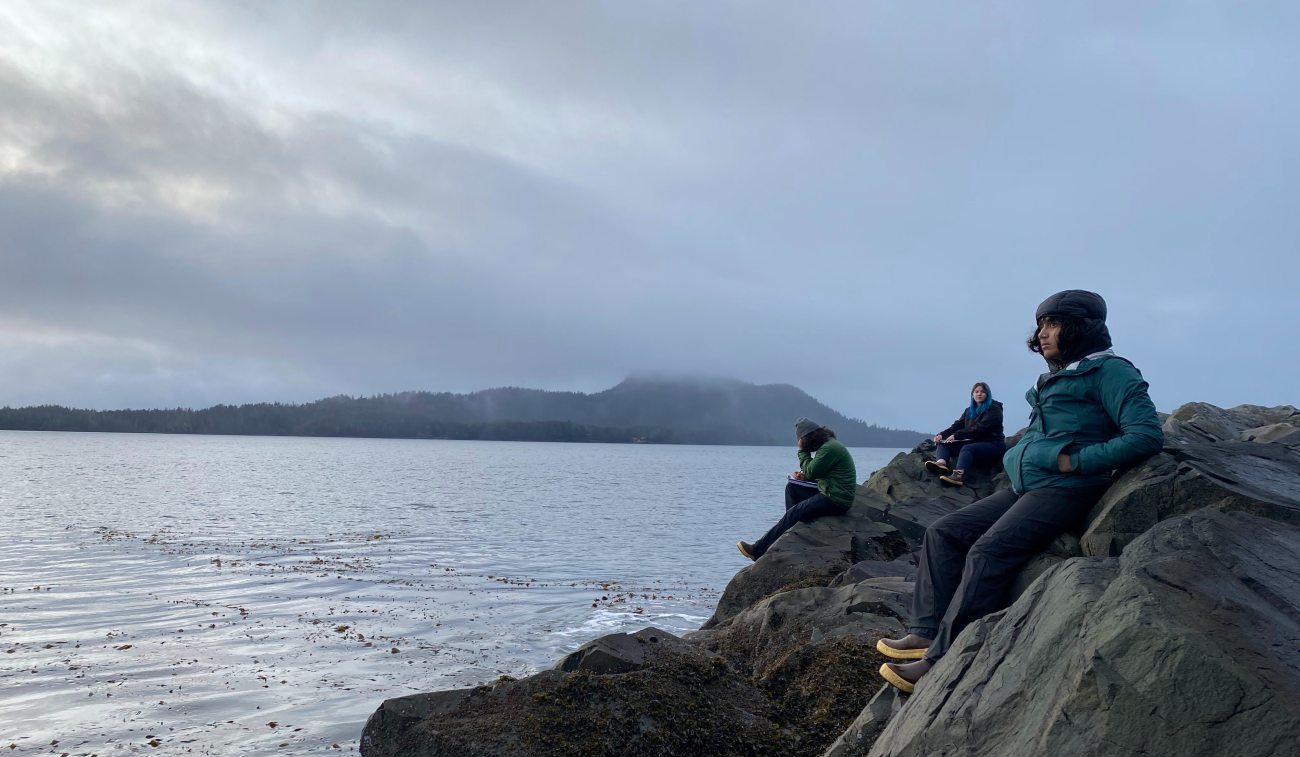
[360,402,1300,757]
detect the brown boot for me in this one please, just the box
[875,633,932,660]
[924,459,951,475]
[939,469,966,487]
[879,658,932,694]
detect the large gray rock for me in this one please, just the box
[867,509,1300,757]
[703,504,909,628]
[1005,530,1082,601]
[1239,422,1300,445]
[1081,441,1300,557]
[1078,453,1171,556]
[857,452,1006,543]
[1163,402,1300,445]
[1171,441,1300,525]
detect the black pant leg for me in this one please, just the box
[785,480,819,510]
[909,489,1019,637]
[753,493,843,557]
[924,485,1107,661]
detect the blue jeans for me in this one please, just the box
[935,440,1005,471]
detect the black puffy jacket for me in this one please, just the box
[938,401,1005,442]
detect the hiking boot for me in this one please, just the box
[736,541,757,561]
[879,658,932,694]
[940,469,966,487]
[924,459,951,475]
[876,633,932,660]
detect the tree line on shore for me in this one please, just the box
[0,377,927,447]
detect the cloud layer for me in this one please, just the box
[2,2,1296,430]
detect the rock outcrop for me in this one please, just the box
[702,508,909,628]
[867,509,1300,757]
[854,445,1004,544]
[361,630,785,757]
[1162,402,1300,446]
[360,402,1300,757]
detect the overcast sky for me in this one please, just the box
[1,2,1296,432]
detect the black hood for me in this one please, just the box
[1036,290,1113,371]
[1035,289,1106,321]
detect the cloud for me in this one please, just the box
[0,2,1296,429]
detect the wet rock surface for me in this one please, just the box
[361,402,1300,757]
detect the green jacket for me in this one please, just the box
[798,438,858,507]
[1003,351,1163,493]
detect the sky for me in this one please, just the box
[1,1,1296,432]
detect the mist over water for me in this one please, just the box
[0,431,902,755]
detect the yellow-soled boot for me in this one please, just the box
[879,659,932,694]
[875,633,931,660]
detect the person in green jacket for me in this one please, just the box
[737,417,857,561]
[876,290,1163,693]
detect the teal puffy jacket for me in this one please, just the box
[1003,351,1163,493]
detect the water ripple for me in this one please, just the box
[0,431,902,755]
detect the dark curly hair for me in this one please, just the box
[800,427,837,452]
[1027,315,1113,369]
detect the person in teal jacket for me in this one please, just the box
[737,417,857,561]
[876,290,1163,693]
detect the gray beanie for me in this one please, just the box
[795,417,821,439]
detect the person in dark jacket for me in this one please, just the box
[876,290,1163,693]
[924,382,1005,487]
[737,417,857,561]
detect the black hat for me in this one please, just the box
[1035,290,1107,322]
[794,417,820,438]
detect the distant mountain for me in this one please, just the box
[0,376,927,447]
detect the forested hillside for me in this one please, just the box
[0,376,925,447]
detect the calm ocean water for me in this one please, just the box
[0,431,903,755]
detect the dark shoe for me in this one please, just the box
[736,541,757,561]
[924,459,951,475]
[879,659,932,694]
[875,633,932,660]
[939,469,965,487]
